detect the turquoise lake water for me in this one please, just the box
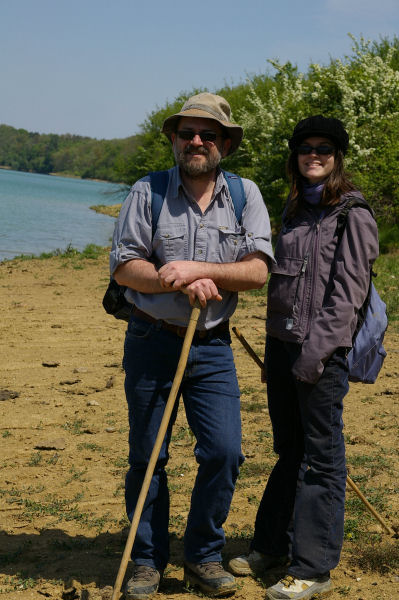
[0,169,126,261]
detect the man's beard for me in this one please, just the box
[175,145,222,177]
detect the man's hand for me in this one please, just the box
[181,278,222,308]
[158,261,204,289]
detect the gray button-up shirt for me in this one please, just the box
[110,166,274,329]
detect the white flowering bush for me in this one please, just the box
[120,36,399,225]
[223,36,399,223]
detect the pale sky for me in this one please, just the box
[1,0,398,139]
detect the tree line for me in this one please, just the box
[0,125,138,182]
[1,36,399,228]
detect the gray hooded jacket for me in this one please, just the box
[266,192,379,384]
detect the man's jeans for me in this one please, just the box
[123,315,243,571]
[251,335,348,579]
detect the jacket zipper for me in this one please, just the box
[303,211,325,336]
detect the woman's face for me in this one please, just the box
[297,136,335,184]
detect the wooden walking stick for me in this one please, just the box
[345,474,395,535]
[112,303,201,600]
[232,326,395,537]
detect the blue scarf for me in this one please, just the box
[303,182,324,205]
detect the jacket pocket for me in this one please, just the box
[153,223,187,262]
[267,257,305,324]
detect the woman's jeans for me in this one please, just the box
[123,315,243,571]
[251,335,349,579]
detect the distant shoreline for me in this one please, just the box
[90,203,122,218]
[0,165,121,185]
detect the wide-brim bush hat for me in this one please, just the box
[289,115,349,155]
[161,92,243,155]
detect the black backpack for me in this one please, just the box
[102,169,246,321]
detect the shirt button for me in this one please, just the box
[118,243,122,248]
[197,249,203,254]
[199,224,204,228]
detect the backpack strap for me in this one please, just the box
[334,196,376,340]
[148,169,246,231]
[222,170,246,224]
[148,170,170,236]
[335,196,374,242]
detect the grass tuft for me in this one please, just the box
[351,540,399,573]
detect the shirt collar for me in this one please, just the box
[171,166,227,205]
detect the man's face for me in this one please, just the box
[171,117,231,178]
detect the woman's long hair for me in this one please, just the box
[285,145,357,219]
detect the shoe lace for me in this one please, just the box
[280,575,295,588]
[199,562,225,576]
[132,566,156,582]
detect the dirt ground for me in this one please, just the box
[0,253,398,600]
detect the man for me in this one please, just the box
[110,92,274,599]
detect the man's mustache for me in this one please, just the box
[184,146,209,156]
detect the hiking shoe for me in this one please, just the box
[184,561,237,597]
[228,550,288,576]
[266,574,332,599]
[125,565,161,600]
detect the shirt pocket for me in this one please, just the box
[215,226,245,263]
[153,223,187,263]
[267,257,305,322]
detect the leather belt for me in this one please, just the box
[132,306,229,339]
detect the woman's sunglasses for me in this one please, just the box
[176,130,219,142]
[297,144,335,155]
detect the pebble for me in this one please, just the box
[42,361,60,368]
[87,399,100,406]
[0,389,19,401]
[105,376,115,389]
[105,427,116,433]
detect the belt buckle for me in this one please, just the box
[176,326,187,338]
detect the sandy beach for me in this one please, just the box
[0,251,398,599]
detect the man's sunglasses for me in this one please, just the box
[297,144,335,155]
[176,130,219,142]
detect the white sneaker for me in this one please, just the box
[266,574,332,599]
[228,550,287,576]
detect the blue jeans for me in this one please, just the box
[251,336,348,579]
[123,316,243,571]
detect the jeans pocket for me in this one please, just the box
[211,332,232,347]
[126,319,155,340]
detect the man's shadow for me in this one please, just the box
[0,529,282,593]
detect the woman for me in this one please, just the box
[229,116,379,600]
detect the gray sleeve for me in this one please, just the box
[109,179,153,276]
[292,207,379,383]
[237,178,275,265]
